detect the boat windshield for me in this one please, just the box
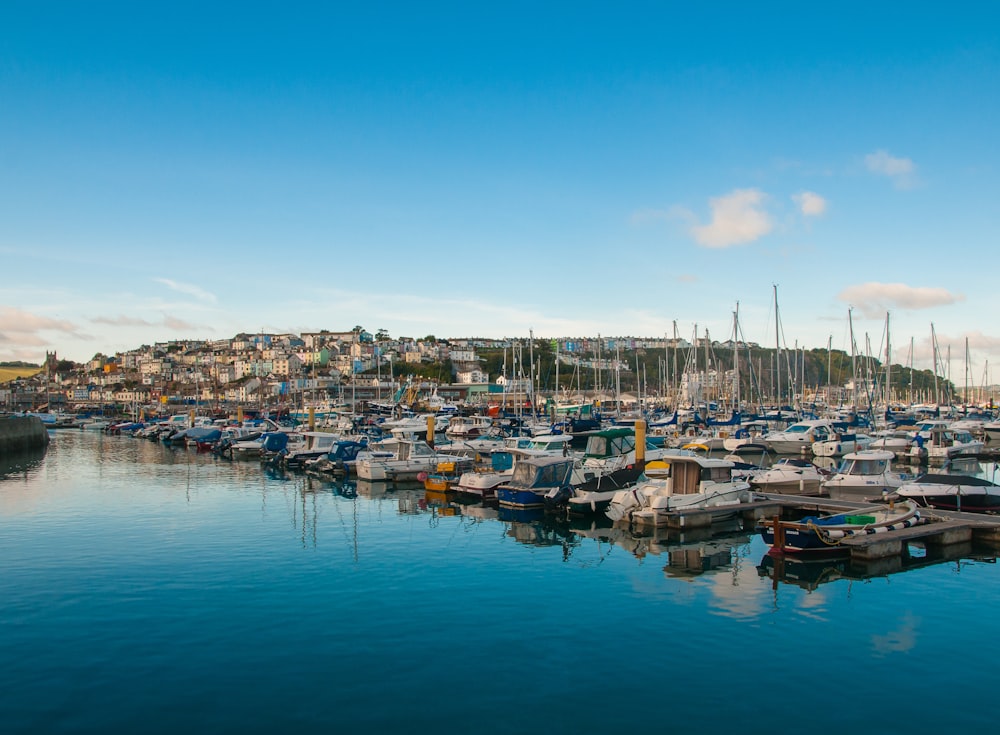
[844,459,887,475]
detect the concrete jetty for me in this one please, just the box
[0,415,51,455]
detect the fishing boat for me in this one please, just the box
[757,499,922,554]
[820,450,912,494]
[604,454,752,527]
[895,473,1000,513]
[747,457,828,495]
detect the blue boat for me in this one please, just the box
[496,455,575,509]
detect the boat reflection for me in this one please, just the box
[570,516,751,576]
[758,541,998,591]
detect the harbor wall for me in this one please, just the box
[0,416,51,455]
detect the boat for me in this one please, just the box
[559,427,673,516]
[820,450,912,495]
[303,438,370,477]
[982,422,1000,443]
[811,432,873,457]
[604,454,753,527]
[354,438,472,481]
[912,426,985,463]
[747,457,828,495]
[422,460,463,491]
[454,434,573,500]
[282,431,343,469]
[764,419,839,455]
[895,473,1000,513]
[722,421,771,454]
[867,428,914,458]
[757,499,923,554]
[496,455,576,509]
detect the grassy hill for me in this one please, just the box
[0,367,42,383]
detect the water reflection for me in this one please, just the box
[758,541,998,593]
[0,444,48,481]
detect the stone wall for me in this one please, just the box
[0,416,51,455]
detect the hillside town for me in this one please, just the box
[2,329,726,415]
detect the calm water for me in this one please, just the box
[2,431,999,734]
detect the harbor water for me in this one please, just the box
[2,430,999,734]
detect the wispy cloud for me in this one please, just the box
[864,150,918,189]
[0,307,83,360]
[163,316,200,330]
[690,189,773,248]
[676,274,699,283]
[153,278,217,303]
[837,282,964,318]
[91,315,156,326]
[792,191,827,217]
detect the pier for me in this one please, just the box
[0,415,50,455]
[650,492,1000,562]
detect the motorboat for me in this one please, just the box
[558,428,673,516]
[895,473,1000,513]
[747,457,828,495]
[354,438,472,481]
[722,421,771,453]
[604,454,753,527]
[764,419,838,455]
[912,427,985,463]
[820,450,912,494]
[496,455,576,509]
[757,499,923,554]
[282,431,343,469]
[811,432,873,457]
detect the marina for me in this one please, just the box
[3,428,1000,733]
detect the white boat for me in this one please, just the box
[355,438,471,481]
[895,473,1000,512]
[912,426,985,463]
[867,429,913,457]
[982,422,1000,443]
[764,419,838,455]
[821,450,912,494]
[722,421,771,453]
[444,414,495,439]
[605,455,752,527]
[811,432,873,457]
[747,457,828,495]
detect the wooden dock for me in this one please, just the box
[655,491,1000,562]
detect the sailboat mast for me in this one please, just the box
[885,312,891,409]
[774,284,782,407]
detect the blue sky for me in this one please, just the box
[2,2,998,382]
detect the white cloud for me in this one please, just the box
[690,189,772,248]
[91,315,155,326]
[0,307,83,361]
[864,150,918,189]
[792,191,827,217]
[0,307,80,337]
[153,278,217,303]
[837,282,964,318]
